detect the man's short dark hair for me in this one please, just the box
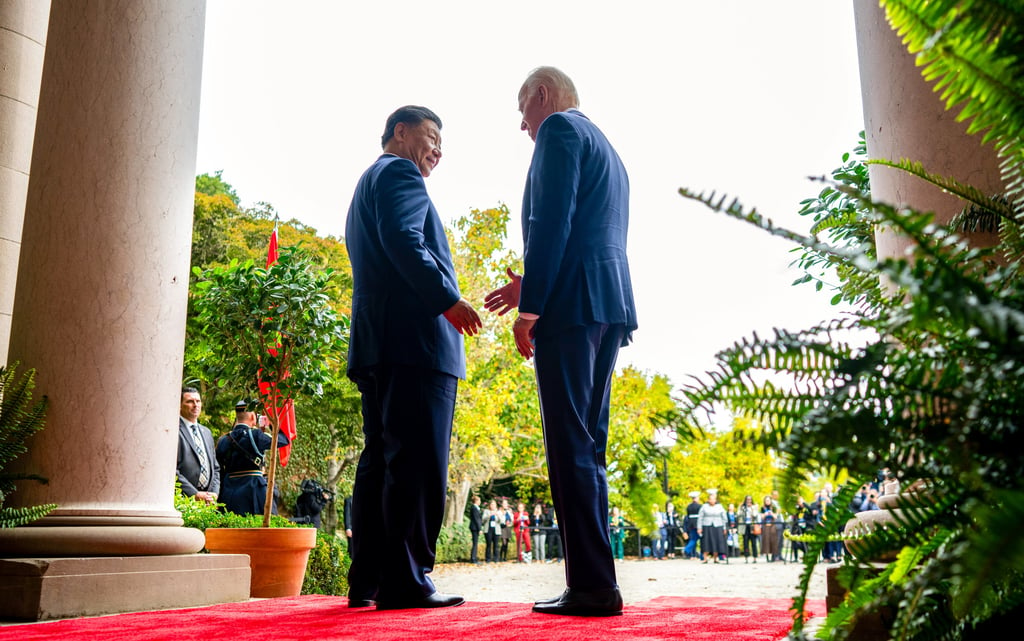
[381,105,442,149]
[181,386,199,399]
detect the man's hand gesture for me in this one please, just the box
[443,298,482,336]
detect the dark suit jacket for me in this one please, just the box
[468,502,483,533]
[345,154,465,379]
[520,110,637,342]
[176,417,221,497]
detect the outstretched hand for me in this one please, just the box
[484,268,522,316]
[443,298,483,336]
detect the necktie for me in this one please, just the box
[190,424,210,490]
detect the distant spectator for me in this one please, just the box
[881,469,900,496]
[500,498,513,561]
[609,506,626,560]
[514,501,532,562]
[863,490,881,511]
[483,499,502,563]
[468,495,483,564]
[650,503,665,559]
[697,491,728,563]
[684,491,702,559]
[737,495,760,563]
[761,495,782,562]
[548,508,563,563]
[664,501,681,558]
[531,504,547,563]
[294,478,334,528]
[850,484,870,512]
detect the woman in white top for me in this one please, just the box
[697,492,729,563]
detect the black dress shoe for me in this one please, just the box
[347,598,376,608]
[376,592,465,610]
[532,587,623,617]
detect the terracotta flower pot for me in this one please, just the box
[205,527,317,598]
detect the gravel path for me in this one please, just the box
[430,556,829,604]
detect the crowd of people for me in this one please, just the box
[637,476,899,565]
[467,496,564,564]
[468,473,902,568]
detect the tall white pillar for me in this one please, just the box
[852,0,1005,258]
[0,1,249,620]
[0,1,50,365]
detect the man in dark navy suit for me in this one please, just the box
[485,67,637,616]
[344,105,481,611]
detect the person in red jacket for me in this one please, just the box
[514,502,533,562]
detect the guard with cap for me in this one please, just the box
[215,400,290,516]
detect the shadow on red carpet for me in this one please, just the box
[0,595,827,641]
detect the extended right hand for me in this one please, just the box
[484,268,522,316]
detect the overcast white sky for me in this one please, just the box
[195,1,867,391]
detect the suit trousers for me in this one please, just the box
[534,322,626,590]
[347,364,457,602]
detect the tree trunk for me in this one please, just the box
[444,478,474,528]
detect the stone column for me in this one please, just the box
[852,0,1005,258]
[0,1,249,620]
[0,1,50,365]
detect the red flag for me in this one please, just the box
[275,399,297,467]
[266,225,279,268]
[263,223,294,466]
[259,374,297,467]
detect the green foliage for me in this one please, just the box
[174,484,295,531]
[435,521,472,563]
[192,173,242,269]
[190,244,349,526]
[186,180,362,530]
[446,204,673,524]
[447,204,537,522]
[190,245,347,404]
[790,133,883,309]
[196,170,240,205]
[666,2,1024,639]
[664,416,777,511]
[174,485,347,595]
[0,363,56,528]
[301,531,350,596]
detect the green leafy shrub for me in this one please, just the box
[302,530,349,595]
[175,485,350,594]
[435,522,471,563]
[174,485,295,531]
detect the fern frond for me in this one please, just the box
[0,364,49,470]
[0,503,57,528]
[869,158,1020,224]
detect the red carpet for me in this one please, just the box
[0,596,826,641]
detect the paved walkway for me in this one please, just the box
[431,556,830,604]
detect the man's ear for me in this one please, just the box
[537,84,548,105]
[392,121,407,142]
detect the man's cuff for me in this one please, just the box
[518,313,539,320]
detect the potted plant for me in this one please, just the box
[190,244,347,597]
